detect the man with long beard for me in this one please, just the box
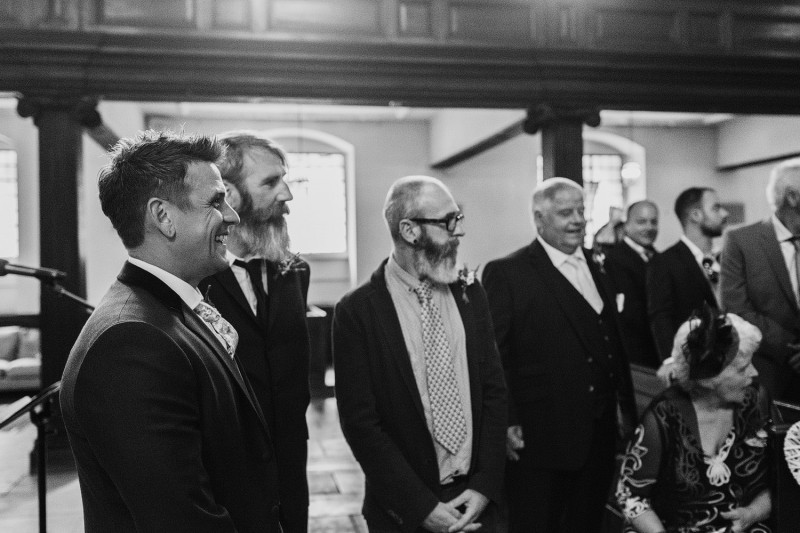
[333,176,507,533]
[200,131,311,533]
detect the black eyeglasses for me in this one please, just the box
[408,212,465,233]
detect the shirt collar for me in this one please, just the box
[680,234,708,263]
[127,256,203,309]
[226,249,266,267]
[623,236,649,257]
[387,253,423,292]
[772,213,794,242]
[537,236,584,268]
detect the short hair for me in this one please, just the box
[98,130,224,249]
[671,312,761,389]
[531,177,583,213]
[674,187,712,226]
[766,157,800,211]
[216,131,288,194]
[383,175,444,242]
[626,200,658,220]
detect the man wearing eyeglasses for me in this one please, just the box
[483,177,636,533]
[647,187,728,367]
[333,175,507,532]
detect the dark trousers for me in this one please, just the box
[369,476,506,533]
[506,411,617,533]
[277,439,309,533]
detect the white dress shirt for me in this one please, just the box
[538,237,604,313]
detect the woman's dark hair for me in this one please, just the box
[683,303,739,380]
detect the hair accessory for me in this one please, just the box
[683,303,737,380]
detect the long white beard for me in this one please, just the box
[231,217,291,263]
[414,233,459,285]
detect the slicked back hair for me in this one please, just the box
[383,175,443,242]
[766,157,800,211]
[98,130,224,249]
[674,187,712,227]
[216,131,288,195]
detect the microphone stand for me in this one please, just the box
[44,280,95,313]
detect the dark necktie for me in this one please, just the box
[643,245,656,261]
[234,258,268,321]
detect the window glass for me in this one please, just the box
[0,148,19,259]
[284,152,347,255]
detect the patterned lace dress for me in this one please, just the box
[615,385,771,533]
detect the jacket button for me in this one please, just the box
[589,385,595,392]
[587,357,593,363]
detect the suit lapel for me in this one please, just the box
[527,242,600,355]
[212,268,259,326]
[758,219,798,312]
[676,241,718,306]
[265,262,281,332]
[451,281,481,425]
[367,263,427,423]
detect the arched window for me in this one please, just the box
[0,135,19,259]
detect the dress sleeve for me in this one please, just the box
[616,408,665,520]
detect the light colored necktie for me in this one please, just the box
[414,281,467,455]
[194,300,239,358]
[564,256,604,314]
[790,238,800,305]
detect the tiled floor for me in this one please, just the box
[0,394,367,532]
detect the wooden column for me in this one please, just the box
[523,104,601,185]
[17,97,90,388]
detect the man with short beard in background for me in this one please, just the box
[333,176,507,533]
[200,131,311,533]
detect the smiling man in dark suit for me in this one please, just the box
[61,130,282,532]
[647,187,728,366]
[722,158,800,403]
[333,176,507,533]
[199,131,311,533]
[604,200,660,368]
[483,177,636,533]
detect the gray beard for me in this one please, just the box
[230,217,291,263]
[413,233,459,285]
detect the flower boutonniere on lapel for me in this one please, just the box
[591,249,606,275]
[457,264,478,304]
[276,252,307,279]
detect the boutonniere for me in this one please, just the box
[457,264,478,303]
[276,252,307,279]
[592,250,606,274]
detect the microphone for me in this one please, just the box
[0,259,67,281]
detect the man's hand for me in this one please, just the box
[422,502,463,533]
[786,343,800,372]
[446,489,489,533]
[656,357,676,387]
[506,425,524,461]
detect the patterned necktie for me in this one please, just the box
[234,258,268,320]
[701,255,719,285]
[564,256,604,314]
[194,300,239,357]
[414,280,467,455]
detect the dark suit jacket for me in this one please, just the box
[605,241,659,368]
[647,240,719,361]
[200,260,311,529]
[332,260,507,532]
[482,241,637,470]
[61,262,280,533]
[721,219,800,398]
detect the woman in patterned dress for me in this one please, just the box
[616,305,772,533]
